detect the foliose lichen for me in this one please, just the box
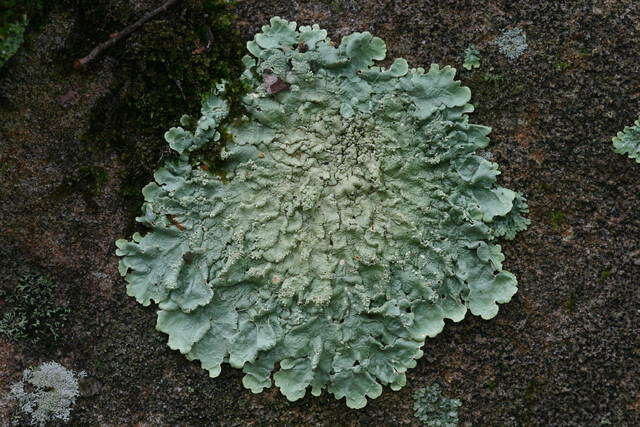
[116,17,529,408]
[5,362,85,426]
[462,45,480,70]
[612,115,640,163]
[413,383,461,426]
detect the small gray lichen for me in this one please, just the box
[462,45,480,70]
[413,384,461,426]
[116,17,529,409]
[612,115,640,163]
[494,28,527,60]
[5,362,85,426]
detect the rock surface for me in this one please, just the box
[1,0,639,425]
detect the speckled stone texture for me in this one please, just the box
[1,0,639,425]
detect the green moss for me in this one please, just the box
[75,0,245,227]
[0,0,48,68]
[481,72,504,87]
[469,68,530,111]
[511,83,525,96]
[565,291,576,312]
[0,273,70,346]
[0,0,43,31]
[549,210,566,230]
[322,0,346,11]
[598,268,611,284]
[0,14,26,67]
[538,182,555,194]
[554,60,571,72]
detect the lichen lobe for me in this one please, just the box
[612,115,640,163]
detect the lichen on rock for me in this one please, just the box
[462,45,480,70]
[494,28,528,60]
[6,362,85,425]
[612,115,640,163]
[413,383,461,426]
[115,17,529,408]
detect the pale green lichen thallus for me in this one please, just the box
[116,17,529,409]
[612,115,640,163]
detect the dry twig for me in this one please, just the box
[74,0,181,70]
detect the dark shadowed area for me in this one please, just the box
[1,0,638,425]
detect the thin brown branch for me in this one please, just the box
[74,0,181,70]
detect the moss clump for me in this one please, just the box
[0,0,42,33]
[598,268,611,284]
[0,14,26,67]
[0,273,70,345]
[565,291,577,312]
[0,0,47,67]
[549,210,566,230]
[77,0,245,224]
